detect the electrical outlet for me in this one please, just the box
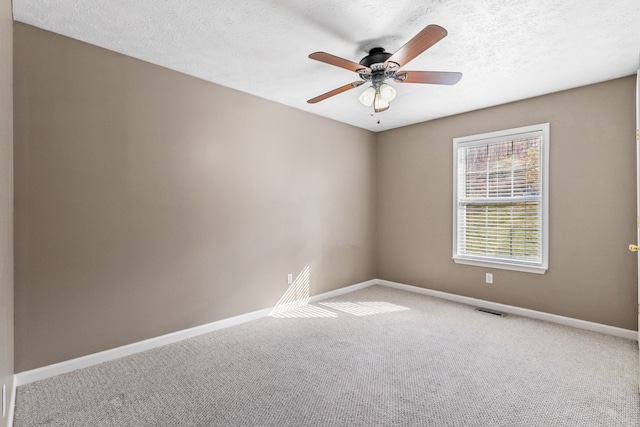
[485,273,493,284]
[287,273,293,285]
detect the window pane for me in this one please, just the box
[461,138,540,200]
[460,202,540,261]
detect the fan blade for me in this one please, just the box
[309,52,371,73]
[307,81,365,104]
[385,25,448,68]
[394,71,462,85]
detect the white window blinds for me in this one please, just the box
[453,124,549,273]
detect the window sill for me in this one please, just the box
[453,257,547,274]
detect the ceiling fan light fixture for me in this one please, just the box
[378,83,396,102]
[359,86,376,106]
[373,93,390,112]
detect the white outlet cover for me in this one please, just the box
[486,273,493,284]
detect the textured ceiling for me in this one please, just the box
[12,0,640,132]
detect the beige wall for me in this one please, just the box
[0,0,12,425]
[13,23,377,371]
[378,76,638,330]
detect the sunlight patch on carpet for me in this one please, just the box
[270,304,338,318]
[319,301,409,316]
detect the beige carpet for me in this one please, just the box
[13,285,640,426]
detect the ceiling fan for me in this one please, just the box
[307,24,462,113]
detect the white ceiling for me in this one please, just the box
[12,0,640,132]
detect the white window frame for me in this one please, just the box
[452,123,549,274]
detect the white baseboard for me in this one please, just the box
[13,277,635,390]
[14,279,378,387]
[376,279,638,341]
[309,279,375,303]
[7,376,15,427]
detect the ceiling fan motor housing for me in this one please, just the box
[358,47,398,87]
[359,47,392,68]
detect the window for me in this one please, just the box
[453,123,549,274]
